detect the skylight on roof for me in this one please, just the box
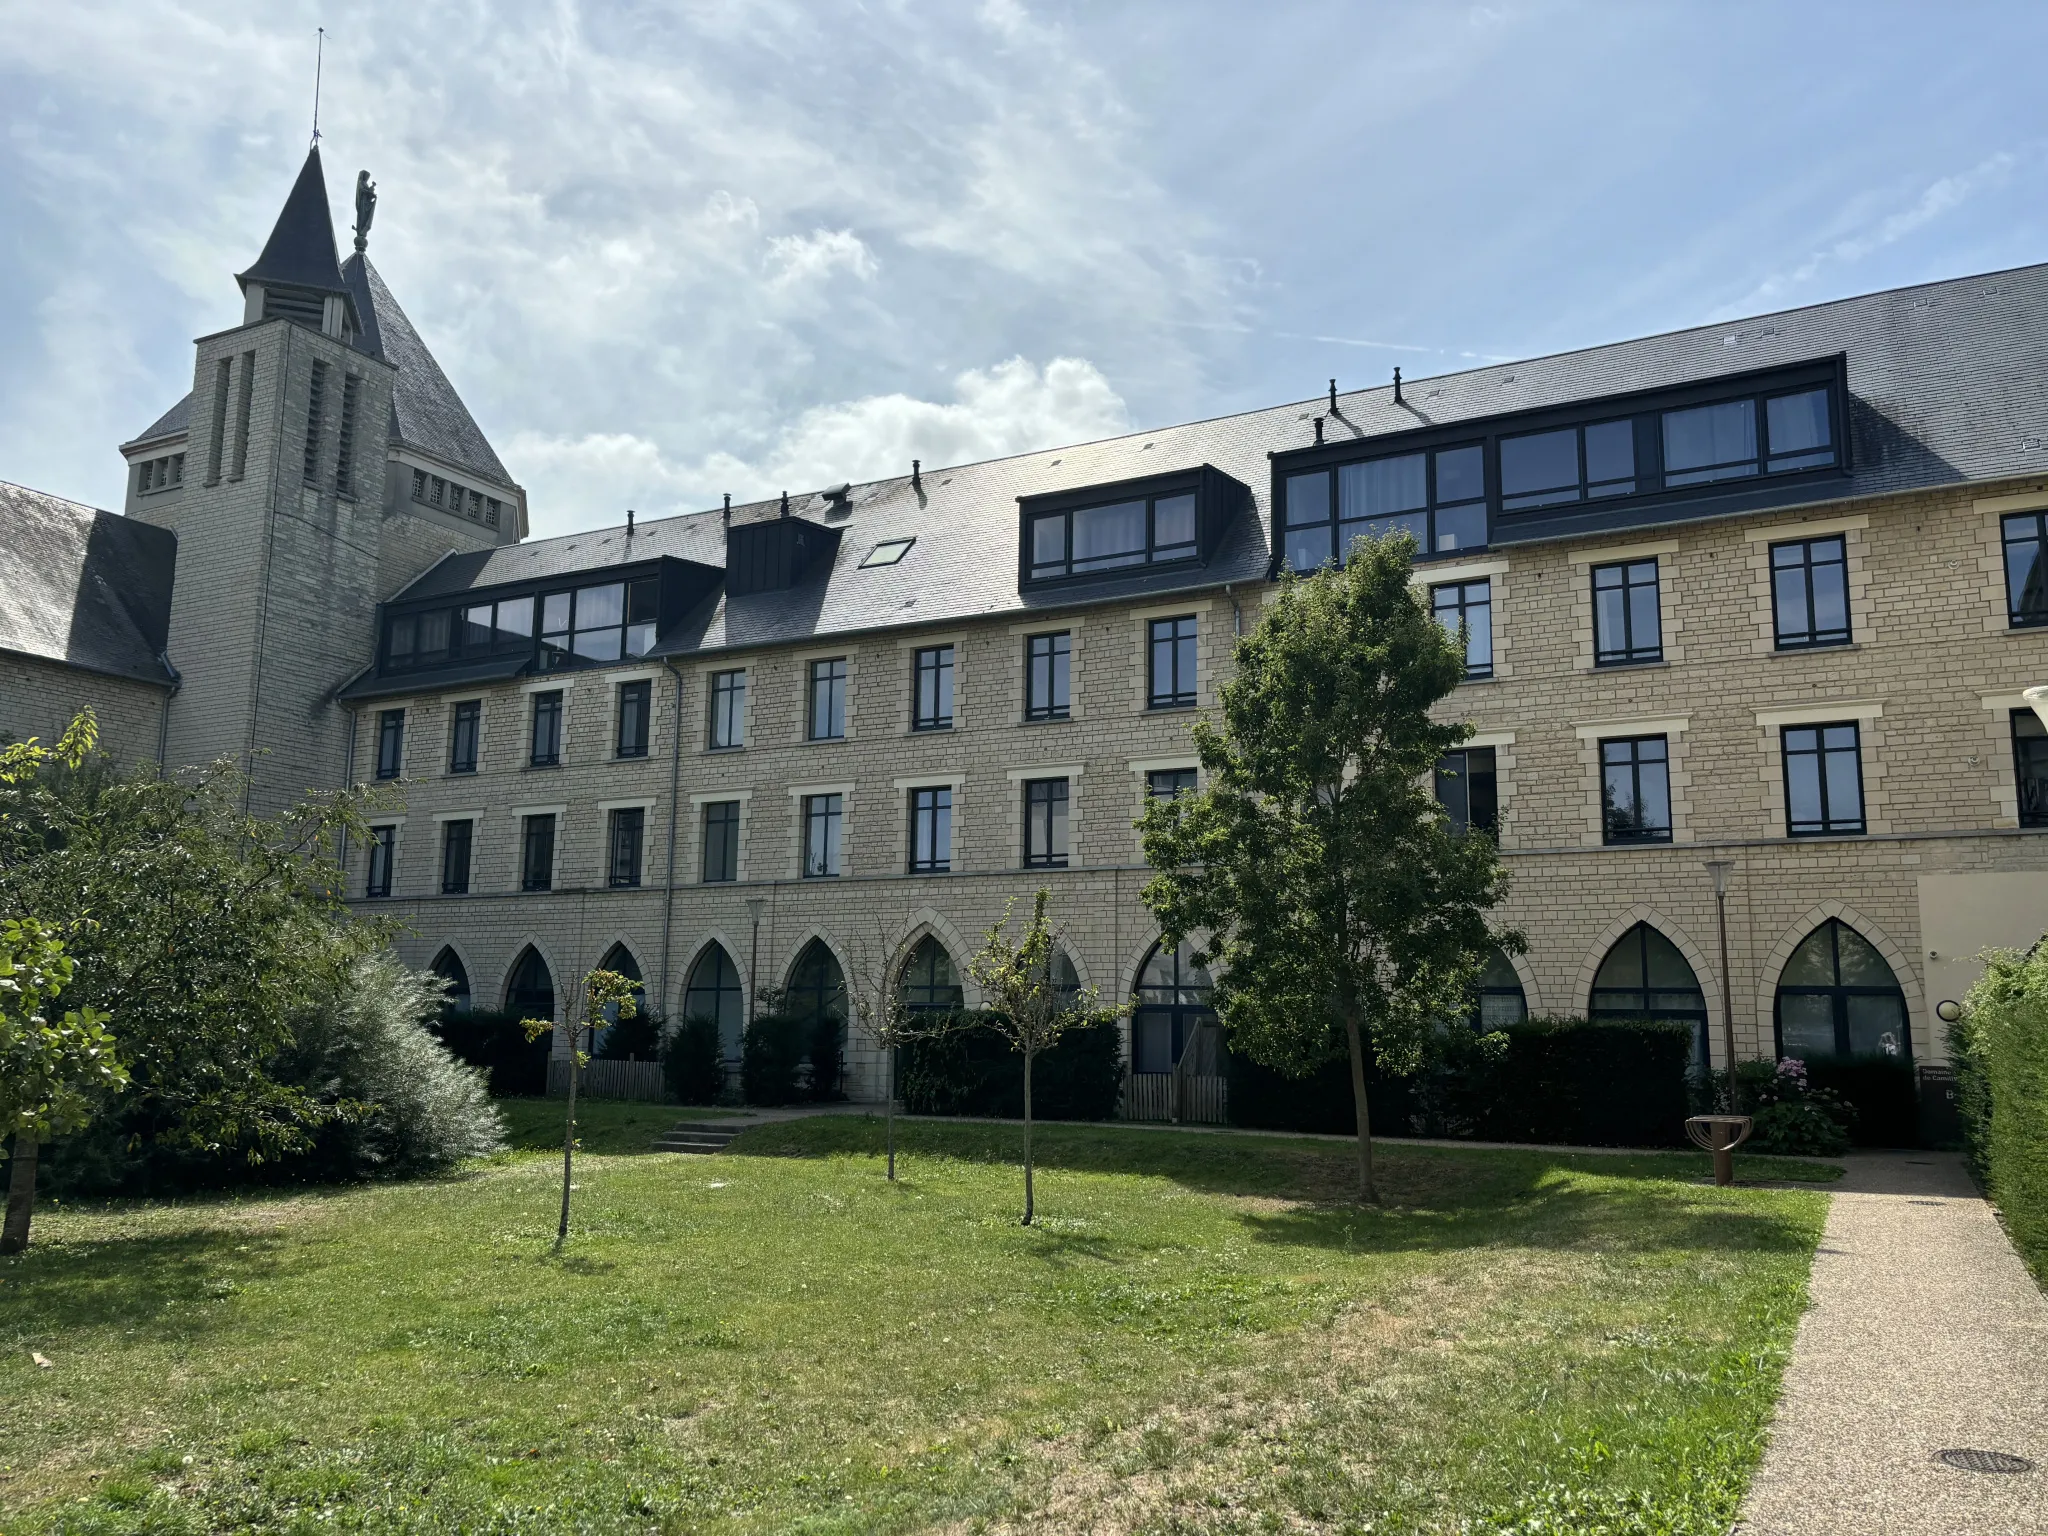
[860,537,915,568]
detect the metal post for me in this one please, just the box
[1707,860,1736,1111]
[745,896,765,1023]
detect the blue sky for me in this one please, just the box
[3,1,2046,538]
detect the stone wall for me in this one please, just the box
[0,653,169,765]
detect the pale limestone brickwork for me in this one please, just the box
[0,654,169,764]
[346,474,2048,1095]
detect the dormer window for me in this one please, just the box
[1018,465,1247,590]
[540,578,658,667]
[384,576,658,671]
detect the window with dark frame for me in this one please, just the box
[1601,736,1672,844]
[1025,632,1071,721]
[1147,615,1198,709]
[908,786,952,873]
[701,800,741,882]
[615,680,651,758]
[1282,443,1486,570]
[708,669,746,749]
[1431,580,1494,679]
[529,690,563,767]
[448,700,480,774]
[2013,710,2048,829]
[1771,536,1851,649]
[384,576,657,674]
[802,793,843,877]
[913,645,954,731]
[375,708,405,780]
[607,807,645,888]
[808,658,848,741]
[520,813,556,892]
[440,819,472,895]
[1147,768,1197,801]
[1499,418,1637,509]
[365,824,396,898]
[1782,722,1865,837]
[1592,559,1662,665]
[538,578,658,669]
[2002,512,2048,628]
[1023,778,1069,868]
[1026,489,1199,581]
[1435,747,1498,836]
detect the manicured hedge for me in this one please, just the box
[662,1016,725,1105]
[740,1012,845,1105]
[1953,946,2048,1280]
[432,1009,551,1098]
[1229,1016,1693,1148]
[899,1011,1124,1121]
[1803,1054,1917,1148]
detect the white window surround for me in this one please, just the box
[1573,716,1690,741]
[1129,597,1213,622]
[511,803,568,819]
[1127,756,1198,775]
[1975,489,2048,516]
[896,630,968,651]
[1007,765,1083,782]
[596,797,658,813]
[787,782,857,799]
[438,696,489,777]
[689,792,753,884]
[1411,557,1508,587]
[1753,701,1883,729]
[1742,512,1870,543]
[431,808,484,823]
[521,677,574,695]
[1464,730,1517,749]
[1568,537,1679,567]
[894,774,967,790]
[603,667,660,685]
[689,788,755,805]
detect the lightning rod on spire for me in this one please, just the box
[311,28,325,146]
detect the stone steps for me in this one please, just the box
[652,1123,744,1155]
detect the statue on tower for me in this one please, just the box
[352,170,377,254]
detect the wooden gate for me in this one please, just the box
[546,1058,667,1102]
[1122,1070,1228,1125]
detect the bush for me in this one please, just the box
[807,1015,846,1102]
[663,1016,725,1105]
[1954,946,2048,1279]
[434,1009,551,1097]
[595,1010,662,1062]
[741,1012,811,1106]
[1229,1016,1692,1147]
[1747,1100,1850,1157]
[286,956,506,1177]
[899,1011,1124,1121]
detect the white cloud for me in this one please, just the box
[508,354,1128,537]
[763,229,878,290]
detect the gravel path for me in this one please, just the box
[1737,1151,2048,1535]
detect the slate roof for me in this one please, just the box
[236,145,350,300]
[0,481,177,686]
[343,254,516,490]
[122,393,192,452]
[382,260,2048,664]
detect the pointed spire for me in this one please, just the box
[237,145,349,299]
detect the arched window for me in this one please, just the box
[1050,947,1081,1004]
[1589,923,1708,1066]
[430,946,471,1013]
[1133,940,1214,1074]
[1471,948,1527,1030]
[684,944,746,1059]
[787,940,847,1029]
[1775,919,1910,1060]
[900,936,963,1012]
[593,943,644,1045]
[506,946,555,1022]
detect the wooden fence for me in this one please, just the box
[1123,1071,1228,1125]
[546,1058,667,1102]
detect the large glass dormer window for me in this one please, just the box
[540,578,658,668]
[385,575,658,671]
[1028,491,1197,580]
[1283,444,1485,570]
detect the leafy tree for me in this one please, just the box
[1139,535,1516,1202]
[966,890,1114,1224]
[842,920,954,1181]
[2,920,127,1252]
[0,716,396,1184]
[524,967,640,1249]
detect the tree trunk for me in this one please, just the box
[885,1043,897,1182]
[1341,1008,1379,1204]
[1,1133,38,1255]
[557,1026,581,1249]
[1021,1046,1035,1226]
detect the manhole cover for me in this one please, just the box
[1937,1448,2035,1474]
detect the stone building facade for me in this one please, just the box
[8,145,2048,1112]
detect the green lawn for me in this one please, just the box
[495,1097,743,1155]
[0,1116,1834,1534]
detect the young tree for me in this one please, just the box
[1139,534,1516,1203]
[842,920,950,1181]
[966,890,1110,1225]
[524,967,640,1249]
[2,920,128,1253]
